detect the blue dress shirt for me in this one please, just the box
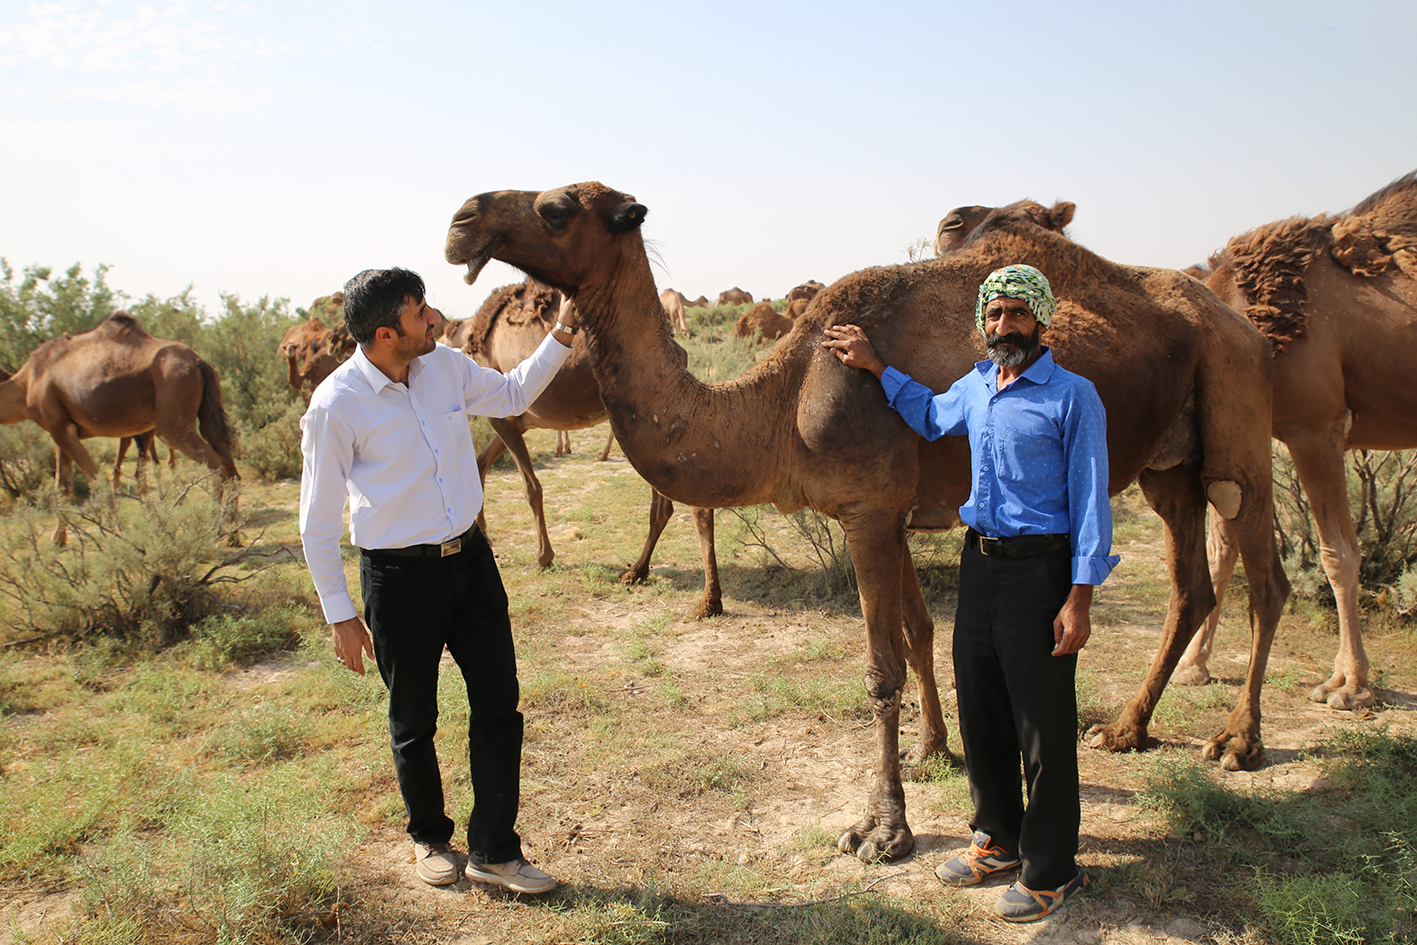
[881,348,1119,586]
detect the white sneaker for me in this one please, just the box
[464,858,558,894]
[412,841,459,886]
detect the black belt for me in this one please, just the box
[966,528,1068,559]
[362,525,479,559]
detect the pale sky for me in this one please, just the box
[3,0,1415,321]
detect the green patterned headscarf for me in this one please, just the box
[974,264,1057,335]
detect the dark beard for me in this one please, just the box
[986,327,1041,368]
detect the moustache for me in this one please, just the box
[986,331,1032,349]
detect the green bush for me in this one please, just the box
[0,260,122,371]
[0,476,279,647]
[183,606,304,671]
[239,397,306,480]
[0,423,53,499]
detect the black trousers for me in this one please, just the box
[359,527,525,865]
[953,538,1079,890]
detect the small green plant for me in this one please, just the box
[182,606,303,670]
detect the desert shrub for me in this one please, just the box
[0,476,290,647]
[238,397,306,480]
[182,606,304,671]
[1272,444,1417,616]
[0,423,53,499]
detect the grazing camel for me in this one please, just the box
[731,300,793,341]
[686,294,711,309]
[1170,169,1417,710]
[714,287,753,306]
[659,289,692,335]
[0,314,239,542]
[445,182,1287,862]
[465,277,722,619]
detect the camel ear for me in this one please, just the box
[1050,202,1076,230]
[610,202,648,234]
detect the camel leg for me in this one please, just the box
[475,433,508,537]
[1088,464,1216,756]
[555,430,572,457]
[114,437,132,491]
[899,547,954,770]
[486,418,555,569]
[1285,432,1371,709]
[598,429,616,462]
[47,424,104,546]
[1200,470,1289,771]
[687,506,721,618]
[1173,512,1241,686]
[836,511,914,862]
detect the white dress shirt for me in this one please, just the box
[299,335,572,623]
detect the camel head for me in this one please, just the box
[935,201,1075,256]
[444,183,648,296]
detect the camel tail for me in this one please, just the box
[197,359,240,478]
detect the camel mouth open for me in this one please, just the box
[460,254,491,285]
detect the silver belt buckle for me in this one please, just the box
[439,537,462,557]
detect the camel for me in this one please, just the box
[445,182,1287,863]
[113,430,176,492]
[0,314,240,543]
[659,289,692,335]
[278,315,357,394]
[786,280,826,304]
[714,287,753,306]
[686,294,711,309]
[731,300,793,341]
[1168,169,1417,710]
[464,277,722,619]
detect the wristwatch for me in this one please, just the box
[553,321,578,336]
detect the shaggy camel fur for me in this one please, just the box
[278,314,356,395]
[446,182,1288,862]
[465,278,722,618]
[1170,169,1417,710]
[0,314,239,543]
[731,300,793,341]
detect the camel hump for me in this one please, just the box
[468,278,560,356]
[95,312,150,338]
[1329,168,1417,279]
[1212,215,1320,351]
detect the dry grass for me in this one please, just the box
[2,436,1417,944]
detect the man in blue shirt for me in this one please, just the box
[822,264,1117,923]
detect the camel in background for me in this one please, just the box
[113,430,176,492]
[1169,169,1417,710]
[659,289,692,335]
[465,277,722,619]
[714,287,753,306]
[732,300,793,341]
[277,314,356,395]
[784,280,825,319]
[446,182,1286,862]
[0,314,239,543]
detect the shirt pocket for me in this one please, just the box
[995,410,1063,484]
[443,405,475,457]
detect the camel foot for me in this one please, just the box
[688,594,722,620]
[1201,732,1265,771]
[536,552,555,571]
[618,566,649,586]
[1309,677,1377,711]
[1086,721,1151,754]
[1170,661,1212,687]
[900,743,961,781]
[837,817,914,862]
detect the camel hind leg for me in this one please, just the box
[899,547,954,771]
[621,493,721,619]
[1088,463,1216,756]
[483,418,555,569]
[1285,429,1371,709]
[1172,511,1241,686]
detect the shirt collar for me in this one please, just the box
[351,343,428,393]
[974,347,1057,389]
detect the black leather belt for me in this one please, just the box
[967,528,1068,559]
[362,525,479,559]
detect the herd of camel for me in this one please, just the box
[2,170,1414,861]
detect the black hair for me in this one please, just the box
[342,268,426,346]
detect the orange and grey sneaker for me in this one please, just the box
[994,869,1089,921]
[935,831,1022,886]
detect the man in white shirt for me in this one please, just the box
[299,267,576,893]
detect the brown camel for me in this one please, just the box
[113,430,176,492]
[278,315,357,394]
[731,300,793,341]
[0,314,240,542]
[659,289,692,335]
[465,277,722,619]
[1169,169,1417,710]
[786,280,826,303]
[714,286,753,306]
[686,294,711,309]
[445,182,1287,862]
